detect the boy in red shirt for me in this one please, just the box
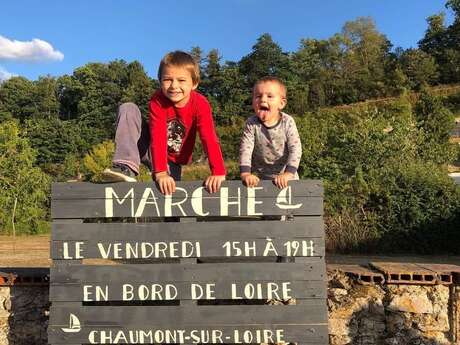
[103,51,226,194]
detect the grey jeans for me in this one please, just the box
[112,102,182,180]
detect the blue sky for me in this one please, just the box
[0,0,454,81]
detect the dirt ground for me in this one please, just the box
[1,235,460,268]
[0,235,50,267]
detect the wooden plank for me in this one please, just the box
[48,324,329,344]
[51,218,325,241]
[49,280,327,301]
[52,180,324,199]
[50,238,324,260]
[51,181,323,218]
[48,181,328,344]
[49,303,328,326]
[52,196,323,218]
[51,261,326,283]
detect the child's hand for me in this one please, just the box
[204,175,226,193]
[273,172,294,189]
[155,172,176,195]
[241,173,260,187]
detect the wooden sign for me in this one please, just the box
[51,180,323,218]
[50,219,324,260]
[48,180,328,345]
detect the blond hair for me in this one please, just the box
[158,51,200,85]
[253,76,287,99]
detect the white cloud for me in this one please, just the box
[0,66,15,82]
[0,35,64,62]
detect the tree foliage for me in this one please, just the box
[297,94,459,253]
[1,4,460,251]
[0,121,50,234]
[419,3,460,83]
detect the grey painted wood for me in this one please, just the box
[51,180,323,218]
[52,180,324,199]
[49,280,327,301]
[51,238,325,259]
[51,261,326,283]
[49,303,328,326]
[51,196,323,218]
[49,180,328,345]
[180,255,197,306]
[51,218,324,240]
[452,174,460,185]
[48,324,329,344]
[49,301,84,345]
[51,219,84,267]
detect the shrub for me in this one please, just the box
[370,160,460,253]
[182,161,239,181]
[81,140,114,182]
[297,94,460,253]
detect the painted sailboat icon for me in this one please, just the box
[275,186,303,210]
[61,313,81,333]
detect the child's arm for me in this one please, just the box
[273,116,302,189]
[195,97,226,193]
[239,118,259,187]
[149,93,176,195]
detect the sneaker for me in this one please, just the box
[102,164,137,182]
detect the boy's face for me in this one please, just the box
[160,65,197,107]
[252,81,286,126]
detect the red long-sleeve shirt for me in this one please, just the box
[149,90,226,176]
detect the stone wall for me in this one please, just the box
[0,286,49,345]
[328,270,457,345]
[0,271,458,345]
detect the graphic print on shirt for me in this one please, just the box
[167,118,186,154]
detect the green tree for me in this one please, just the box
[399,49,439,89]
[23,117,87,166]
[0,76,61,122]
[293,18,396,107]
[120,61,156,116]
[419,13,447,54]
[57,60,154,145]
[446,0,460,18]
[292,38,326,109]
[216,62,250,124]
[0,77,36,122]
[190,46,204,66]
[33,76,59,119]
[239,34,291,86]
[414,91,458,164]
[419,5,460,83]
[340,17,393,100]
[0,121,50,234]
[56,75,84,120]
[199,49,222,119]
[201,49,222,98]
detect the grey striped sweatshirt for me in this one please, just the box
[239,112,302,179]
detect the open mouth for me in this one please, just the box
[257,105,271,118]
[257,108,272,122]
